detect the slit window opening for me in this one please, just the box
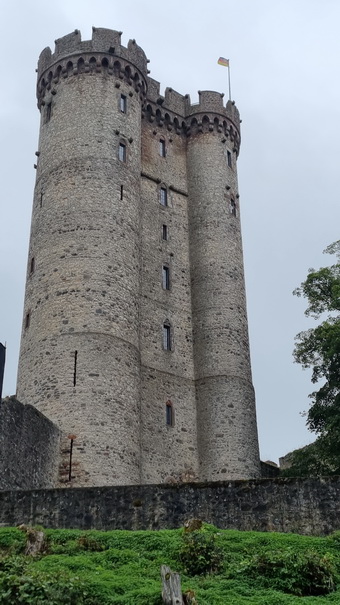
[120,185,124,200]
[25,313,30,329]
[120,94,127,113]
[166,402,174,426]
[119,142,126,162]
[162,224,168,240]
[46,103,52,123]
[162,266,170,290]
[160,187,167,206]
[230,199,237,217]
[30,257,35,274]
[227,150,232,167]
[73,350,78,387]
[159,139,166,157]
[163,323,171,350]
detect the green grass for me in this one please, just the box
[0,526,340,603]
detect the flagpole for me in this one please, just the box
[218,58,231,101]
[228,64,232,101]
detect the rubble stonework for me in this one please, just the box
[16,28,260,487]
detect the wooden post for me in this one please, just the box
[161,565,184,605]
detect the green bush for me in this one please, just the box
[0,569,90,604]
[240,548,336,596]
[179,530,224,576]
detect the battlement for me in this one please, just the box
[37,27,148,79]
[37,27,240,136]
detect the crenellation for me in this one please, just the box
[145,76,161,103]
[188,90,226,115]
[91,27,122,51]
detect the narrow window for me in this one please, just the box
[162,224,168,240]
[40,192,43,208]
[162,265,170,290]
[46,102,52,123]
[73,350,78,387]
[159,139,166,157]
[25,312,30,329]
[227,150,232,167]
[30,257,35,274]
[68,437,74,481]
[163,323,171,350]
[119,142,126,162]
[160,187,167,206]
[166,401,174,426]
[120,94,127,113]
[120,185,124,200]
[230,199,237,217]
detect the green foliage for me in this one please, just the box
[291,241,340,476]
[179,529,224,575]
[0,526,339,603]
[238,548,336,596]
[0,569,88,604]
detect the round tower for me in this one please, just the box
[16,28,148,486]
[186,92,261,480]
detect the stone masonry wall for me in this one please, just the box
[0,397,60,490]
[0,478,339,536]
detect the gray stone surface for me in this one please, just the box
[0,478,339,536]
[0,397,60,490]
[16,28,260,487]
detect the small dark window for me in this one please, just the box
[25,312,30,329]
[162,224,168,240]
[162,265,170,290]
[159,139,166,157]
[166,401,174,426]
[73,350,78,387]
[163,322,171,350]
[227,150,232,167]
[119,142,126,162]
[160,187,167,206]
[120,185,124,200]
[46,102,52,123]
[40,192,43,208]
[230,199,237,217]
[120,94,127,113]
[30,257,35,274]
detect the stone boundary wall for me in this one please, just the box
[0,397,61,490]
[0,477,339,535]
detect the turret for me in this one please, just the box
[17,28,148,486]
[186,92,260,480]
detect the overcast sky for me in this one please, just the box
[1,0,339,464]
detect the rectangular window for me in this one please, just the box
[30,257,35,274]
[166,403,173,426]
[119,142,126,162]
[120,185,124,200]
[25,312,30,329]
[162,266,170,290]
[46,103,52,123]
[163,324,171,350]
[162,224,168,240]
[159,139,166,157]
[230,199,237,216]
[120,94,127,113]
[227,150,232,167]
[160,187,167,206]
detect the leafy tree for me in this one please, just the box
[286,242,340,476]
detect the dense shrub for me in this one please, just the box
[179,530,224,576]
[240,548,336,596]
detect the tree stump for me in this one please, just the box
[161,565,184,605]
[18,525,47,556]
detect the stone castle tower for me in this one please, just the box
[16,28,261,487]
